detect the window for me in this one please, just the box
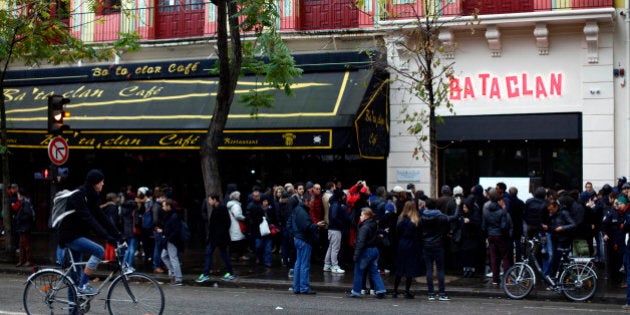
[97,0,122,15]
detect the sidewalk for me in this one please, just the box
[3,245,627,305]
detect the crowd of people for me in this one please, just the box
[5,171,630,304]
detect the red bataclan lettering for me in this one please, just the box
[449,72,562,100]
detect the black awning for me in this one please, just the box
[436,113,582,141]
[5,69,376,150]
[6,69,372,130]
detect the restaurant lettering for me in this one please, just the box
[90,62,201,78]
[20,130,330,150]
[449,72,562,100]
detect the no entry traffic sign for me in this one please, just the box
[48,137,69,166]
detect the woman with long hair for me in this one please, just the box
[392,201,421,298]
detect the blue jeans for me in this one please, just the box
[351,247,386,295]
[64,237,104,271]
[122,237,137,268]
[153,232,164,269]
[423,246,446,295]
[541,232,553,276]
[293,238,312,293]
[203,241,234,276]
[256,237,273,266]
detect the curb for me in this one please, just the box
[4,266,625,305]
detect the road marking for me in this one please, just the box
[0,311,26,315]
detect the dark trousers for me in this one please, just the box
[18,232,32,263]
[488,235,511,283]
[423,246,446,295]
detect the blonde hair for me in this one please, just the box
[361,207,375,220]
[399,200,420,226]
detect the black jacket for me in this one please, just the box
[354,217,378,261]
[548,208,576,248]
[14,198,34,233]
[482,201,511,238]
[207,204,231,247]
[524,197,547,228]
[163,210,182,247]
[420,209,456,249]
[58,185,120,246]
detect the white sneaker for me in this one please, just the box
[323,264,332,272]
[331,265,345,274]
[370,289,375,296]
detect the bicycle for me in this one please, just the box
[23,243,165,314]
[502,237,598,302]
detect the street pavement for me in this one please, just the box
[2,244,628,306]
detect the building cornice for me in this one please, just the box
[378,8,615,30]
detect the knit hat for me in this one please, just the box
[85,169,104,185]
[453,185,464,196]
[441,185,452,196]
[137,186,149,196]
[618,196,628,205]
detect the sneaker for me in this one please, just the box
[288,269,294,278]
[123,266,135,275]
[427,294,436,301]
[195,274,211,283]
[78,284,98,295]
[323,264,332,272]
[438,295,451,301]
[622,304,630,310]
[331,266,345,274]
[170,281,183,286]
[360,289,367,295]
[370,289,375,296]
[221,273,235,281]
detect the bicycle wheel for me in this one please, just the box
[502,263,535,299]
[106,273,165,315]
[23,270,78,315]
[560,264,598,301]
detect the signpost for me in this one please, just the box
[48,137,69,166]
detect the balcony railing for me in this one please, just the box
[64,0,613,43]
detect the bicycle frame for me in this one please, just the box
[26,245,127,312]
[505,238,598,300]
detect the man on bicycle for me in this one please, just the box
[57,169,122,295]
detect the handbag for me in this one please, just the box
[238,220,247,234]
[269,223,281,235]
[259,216,271,236]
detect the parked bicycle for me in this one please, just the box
[23,243,165,314]
[502,237,598,301]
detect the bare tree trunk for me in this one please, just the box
[200,0,243,198]
[0,87,12,254]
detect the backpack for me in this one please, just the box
[49,189,79,228]
[180,220,191,243]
